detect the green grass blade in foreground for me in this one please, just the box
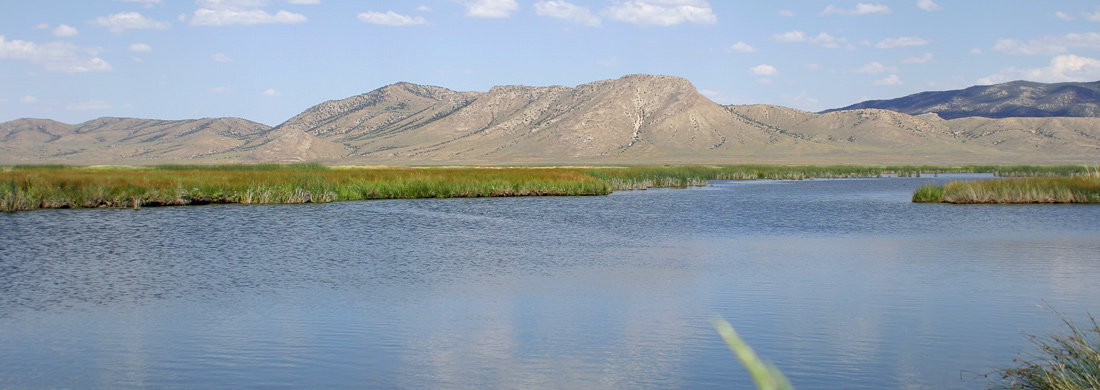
[712,318,795,390]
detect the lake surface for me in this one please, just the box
[2,174,1099,389]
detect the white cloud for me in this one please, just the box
[123,0,162,7]
[207,86,234,93]
[20,96,38,104]
[599,57,619,67]
[286,0,320,4]
[773,30,846,48]
[89,12,171,33]
[729,41,756,52]
[1084,8,1100,22]
[52,25,79,37]
[358,11,430,26]
[852,62,900,74]
[458,0,519,18]
[992,33,1100,56]
[970,48,983,54]
[35,23,50,29]
[876,36,930,49]
[751,64,778,76]
[978,54,1100,84]
[67,100,112,111]
[605,0,717,27]
[902,52,934,64]
[773,30,806,42]
[822,3,891,15]
[190,0,308,26]
[916,0,941,11]
[0,35,112,73]
[211,53,234,62]
[535,1,601,27]
[262,88,283,96]
[1056,11,1075,21]
[778,10,794,17]
[782,91,823,111]
[129,43,153,52]
[873,74,904,86]
[417,5,432,12]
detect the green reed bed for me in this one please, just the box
[3,164,1091,212]
[991,310,1100,390]
[913,174,1100,204]
[0,165,612,212]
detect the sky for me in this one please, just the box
[4,1,1100,126]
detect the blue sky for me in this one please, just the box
[3,0,1100,126]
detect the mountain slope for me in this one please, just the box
[2,75,1100,165]
[826,80,1100,119]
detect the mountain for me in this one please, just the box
[0,117,270,164]
[826,80,1100,119]
[2,75,1100,165]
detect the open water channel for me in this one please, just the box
[1,174,1099,389]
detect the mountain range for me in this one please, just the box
[3,75,1100,165]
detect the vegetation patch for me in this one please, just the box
[990,309,1100,390]
[1,164,1093,212]
[913,172,1100,204]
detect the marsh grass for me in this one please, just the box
[2,164,1092,212]
[991,309,1100,390]
[914,174,1100,204]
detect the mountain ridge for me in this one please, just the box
[3,75,1100,165]
[825,80,1100,119]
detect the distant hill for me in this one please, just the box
[825,80,1100,119]
[3,75,1100,165]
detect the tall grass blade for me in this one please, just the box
[712,318,795,390]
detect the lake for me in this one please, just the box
[1,174,1098,389]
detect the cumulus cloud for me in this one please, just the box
[822,3,890,15]
[262,88,283,96]
[773,30,846,48]
[123,0,162,7]
[52,25,79,37]
[875,36,930,48]
[90,12,171,33]
[207,86,234,93]
[67,100,112,111]
[20,96,38,104]
[190,0,308,26]
[992,33,1100,55]
[978,54,1100,84]
[358,11,429,25]
[852,62,900,74]
[1056,11,1076,21]
[902,52,934,64]
[916,0,941,11]
[874,74,904,86]
[129,43,153,52]
[782,91,824,111]
[1084,8,1100,22]
[211,53,234,62]
[605,0,717,27]
[751,64,778,76]
[729,41,756,52]
[0,35,112,73]
[535,1,601,27]
[457,0,519,18]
